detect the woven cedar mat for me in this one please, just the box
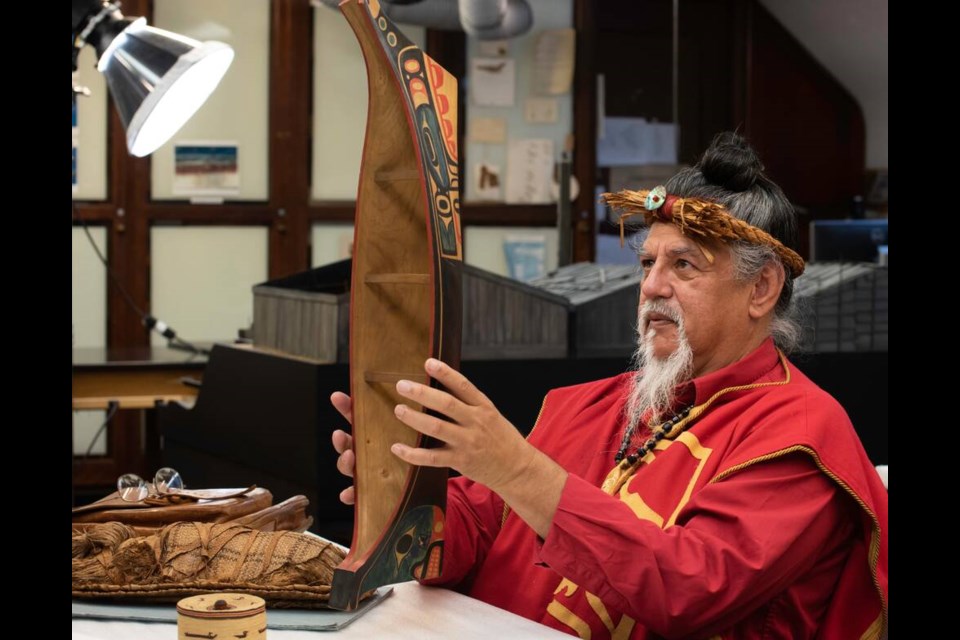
[72,521,358,609]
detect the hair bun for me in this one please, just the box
[697,132,763,192]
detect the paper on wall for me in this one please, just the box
[471,58,515,107]
[478,39,510,57]
[532,29,576,96]
[597,118,678,166]
[504,234,547,282]
[506,138,554,204]
[646,121,679,165]
[469,117,508,143]
[524,98,559,124]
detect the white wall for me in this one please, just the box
[311,223,356,267]
[72,227,108,455]
[465,226,559,279]
[73,228,108,348]
[311,9,426,200]
[151,0,271,200]
[150,227,269,345]
[73,47,107,200]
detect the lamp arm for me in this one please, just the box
[73,1,122,48]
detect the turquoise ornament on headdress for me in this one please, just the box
[645,185,667,210]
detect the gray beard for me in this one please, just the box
[625,299,694,432]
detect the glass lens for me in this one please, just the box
[153,467,183,494]
[117,473,149,502]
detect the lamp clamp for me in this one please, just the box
[74,1,122,50]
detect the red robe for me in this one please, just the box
[422,339,888,639]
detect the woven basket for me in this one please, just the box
[72,522,353,608]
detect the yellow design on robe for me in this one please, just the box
[547,433,713,637]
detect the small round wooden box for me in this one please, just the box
[177,593,266,639]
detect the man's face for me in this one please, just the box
[637,222,757,377]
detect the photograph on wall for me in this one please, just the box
[173,142,240,196]
[474,163,503,202]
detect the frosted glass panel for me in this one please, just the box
[465,226,559,279]
[311,223,356,267]
[150,226,269,346]
[311,7,425,200]
[73,47,108,200]
[73,227,108,348]
[151,0,270,201]
[73,225,108,457]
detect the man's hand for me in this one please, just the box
[389,358,534,492]
[330,360,567,537]
[391,358,567,537]
[331,391,356,506]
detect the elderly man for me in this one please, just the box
[332,133,888,639]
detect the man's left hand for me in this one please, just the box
[391,358,568,538]
[391,358,538,494]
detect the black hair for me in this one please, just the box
[664,131,799,317]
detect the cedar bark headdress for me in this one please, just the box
[601,186,805,278]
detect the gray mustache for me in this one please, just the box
[640,299,681,325]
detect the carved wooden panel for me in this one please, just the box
[329,0,462,611]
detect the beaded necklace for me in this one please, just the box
[601,405,698,495]
[601,350,795,496]
[614,405,693,465]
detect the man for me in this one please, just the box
[332,133,888,639]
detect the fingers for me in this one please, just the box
[331,429,354,455]
[394,358,487,421]
[336,448,356,478]
[331,391,353,424]
[332,425,356,504]
[424,358,489,406]
[396,378,469,422]
[393,403,458,445]
[330,395,356,505]
[333,430,355,480]
[391,442,449,469]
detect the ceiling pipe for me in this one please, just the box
[315,0,533,39]
[457,0,532,39]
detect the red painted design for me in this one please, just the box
[424,57,457,162]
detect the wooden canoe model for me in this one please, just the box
[328,0,463,611]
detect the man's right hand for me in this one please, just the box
[330,391,356,505]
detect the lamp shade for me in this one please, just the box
[96,19,234,157]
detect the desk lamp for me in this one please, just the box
[72,1,229,505]
[72,0,235,157]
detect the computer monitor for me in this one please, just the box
[809,219,888,263]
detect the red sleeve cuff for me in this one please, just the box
[538,472,652,578]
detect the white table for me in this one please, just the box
[72,581,572,639]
